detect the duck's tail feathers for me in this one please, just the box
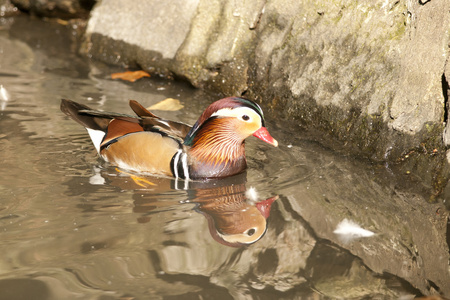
[60,99,111,131]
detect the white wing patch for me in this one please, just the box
[86,128,105,153]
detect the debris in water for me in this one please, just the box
[0,85,10,101]
[111,70,150,82]
[147,98,183,111]
[246,187,259,202]
[333,218,375,243]
[0,85,10,111]
[89,167,106,185]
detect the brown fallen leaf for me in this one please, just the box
[56,19,69,26]
[111,70,150,82]
[147,98,184,111]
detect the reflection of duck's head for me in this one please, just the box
[212,197,278,246]
[194,184,278,247]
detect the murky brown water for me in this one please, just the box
[0,15,449,300]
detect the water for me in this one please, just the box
[0,15,449,299]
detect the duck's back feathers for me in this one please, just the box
[129,99,191,141]
[140,118,191,143]
[101,119,144,149]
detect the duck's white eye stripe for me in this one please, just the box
[211,107,259,119]
[211,108,233,118]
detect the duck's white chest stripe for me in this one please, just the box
[172,149,182,178]
[170,149,190,179]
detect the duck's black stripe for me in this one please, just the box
[181,153,190,180]
[170,150,182,179]
[170,150,190,179]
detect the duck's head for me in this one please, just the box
[184,97,278,147]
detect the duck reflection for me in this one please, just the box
[93,169,278,247]
[189,183,278,247]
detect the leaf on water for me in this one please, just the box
[111,70,150,82]
[147,98,184,111]
[56,19,69,26]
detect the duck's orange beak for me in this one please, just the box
[253,127,278,147]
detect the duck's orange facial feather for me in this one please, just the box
[190,118,244,167]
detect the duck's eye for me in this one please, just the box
[242,115,250,121]
[247,228,256,236]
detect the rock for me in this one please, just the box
[0,0,20,17]
[11,0,95,18]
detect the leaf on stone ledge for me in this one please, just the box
[147,98,184,111]
[111,70,150,82]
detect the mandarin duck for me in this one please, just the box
[60,97,278,179]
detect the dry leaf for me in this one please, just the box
[56,19,69,25]
[147,98,184,111]
[111,70,150,82]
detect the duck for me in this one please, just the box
[60,97,278,179]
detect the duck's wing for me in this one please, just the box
[140,117,192,142]
[129,100,192,140]
[129,99,159,118]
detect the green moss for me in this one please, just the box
[389,22,406,40]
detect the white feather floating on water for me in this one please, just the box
[0,85,10,111]
[0,85,10,101]
[245,187,259,202]
[333,218,375,243]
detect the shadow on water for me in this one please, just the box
[0,14,449,300]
